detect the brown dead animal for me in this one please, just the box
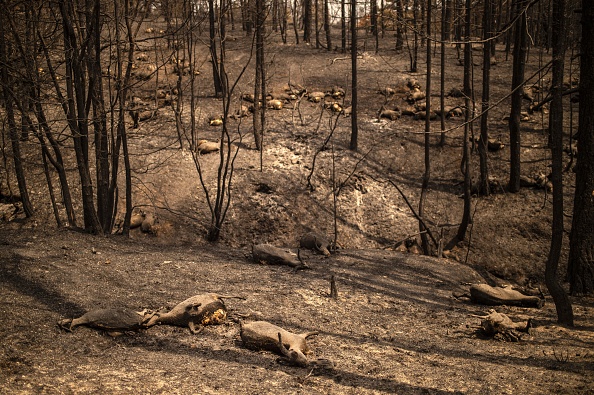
[284,83,306,96]
[380,109,401,121]
[476,309,532,341]
[401,106,417,116]
[308,91,326,103]
[472,137,505,152]
[406,78,421,90]
[129,109,157,128]
[448,87,465,98]
[267,99,284,110]
[406,88,426,103]
[231,105,250,119]
[136,53,149,62]
[146,294,241,334]
[271,91,296,101]
[242,93,255,103]
[378,87,396,96]
[435,106,456,118]
[208,116,223,126]
[195,140,220,154]
[522,85,539,102]
[132,63,156,81]
[414,111,437,120]
[519,174,553,192]
[240,321,318,367]
[448,106,465,117]
[58,308,154,336]
[252,244,308,269]
[486,139,505,151]
[324,101,343,113]
[129,210,145,229]
[470,283,544,308]
[300,232,332,256]
[141,212,157,233]
[330,86,345,99]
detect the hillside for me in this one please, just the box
[1,24,591,394]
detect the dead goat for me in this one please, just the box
[406,88,426,103]
[475,310,532,342]
[146,294,242,333]
[308,91,326,103]
[195,140,220,154]
[252,244,309,269]
[300,232,332,256]
[240,321,318,367]
[58,308,155,336]
[379,108,401,121]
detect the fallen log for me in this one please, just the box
[252,244,309,269]
[470,284,544,308]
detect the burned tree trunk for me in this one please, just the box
[546,0,573,324]
[508,0,528,192]
[350,0,358,151]
[568,1,594,295]
[478,0,492,196]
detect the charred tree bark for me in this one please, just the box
[350,0,358,151]
[454,0,472,244]
[253,0,266,152]
[508,0,528,193]
[0,18,34,218]
[341,0,346,52]
[293,0,300,44]
[439,0,446,146]
[35,37,78,226]
[419,0,432,255]
[410,0,419,71]
[546,0,573,324]
[568,2,594,295]
[478,0,492,196]
[314,0,319,48]
[303,0,312,43]
[59,0,102,233]
[395,0,404,50]
[88,0,112,232]
[210,0,224,97]
[444,0,452,40]
[280,0,288,43]
[324,0,331,50]
[370,0,378,53]
[116,0,136,236]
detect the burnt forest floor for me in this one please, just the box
[1,24,593,394]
